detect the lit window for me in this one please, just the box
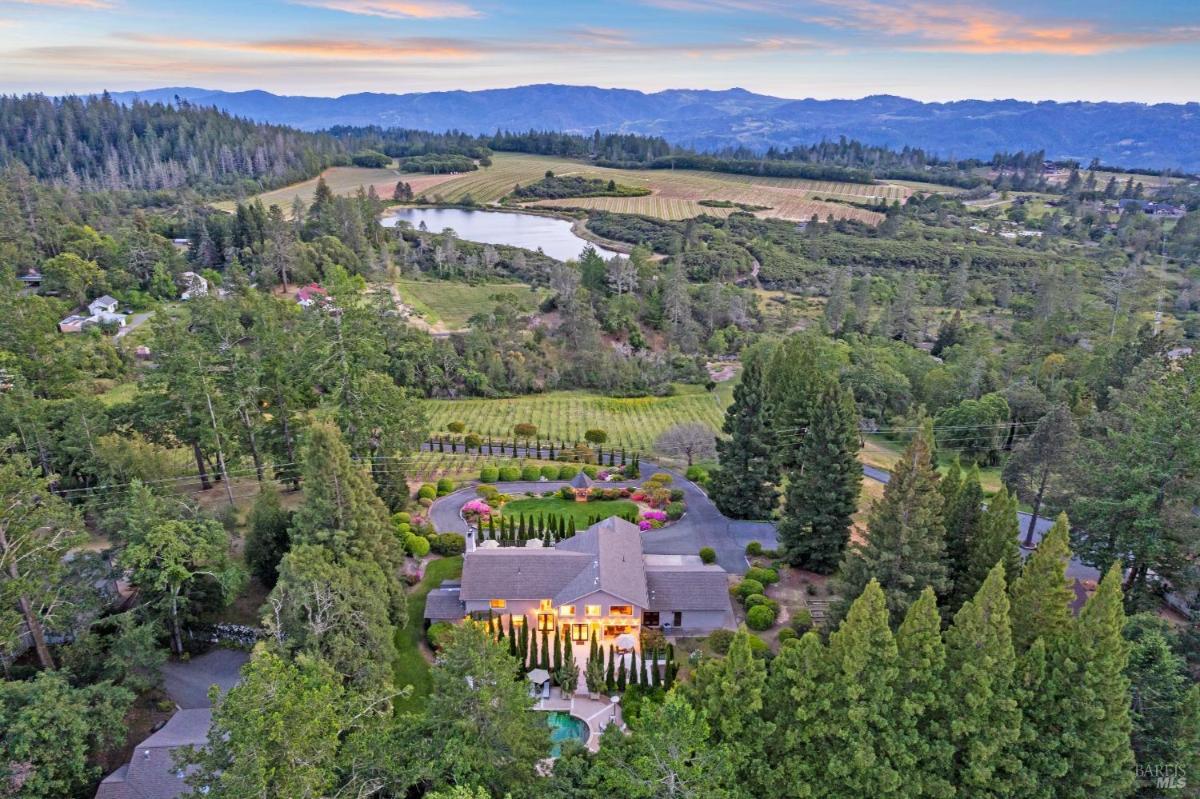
[538,599,553,611]
[511,614,525,626]
[559,605,575,616]
[585,605,601,617]
[610,605,633,616]
[490,599,506,609]
[537,613,555,632]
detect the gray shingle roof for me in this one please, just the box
[459,516,649,608]
[645,567,733,611]
[569,471,593,489]
[95,708,212,799]
[425,585,466,620]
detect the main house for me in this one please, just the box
[425,517,735,641]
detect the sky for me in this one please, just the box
[1,0,1198,102]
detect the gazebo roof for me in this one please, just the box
[526,668,551,684]
[569,471,593,489]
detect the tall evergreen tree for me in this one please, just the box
[943,463,984,600]
[944,564,1022,798]
[1009,513,1075,654]
[954,486,1022,610]
[895,587,954,799]
[778,381,861,573]
[762,633,829,799]
[689,629,771,789]
[833,422,948,624]
[711,341,778,519]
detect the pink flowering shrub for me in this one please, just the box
[462,499,492,517]
[641,510,668,523]
[639,520,654,531]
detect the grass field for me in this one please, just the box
[393,555,463,714]
[395,279,548,328]
[425,385,733,452]
[407,451,565,484]
[212,163,460,213]
[500,496,637,527]
[860,434,1003,494]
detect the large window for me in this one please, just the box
[537,613,555,632]
[559,605,575,617]
[643,612,660,627]
[572,623,590,642]
[489,599,506,609]
[538,599,553,611]
[585,605,601,617]
[610,605,633,617]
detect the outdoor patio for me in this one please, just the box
[534,692,624,752]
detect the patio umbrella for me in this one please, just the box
[615,633,637,651]
[526,668,551,685]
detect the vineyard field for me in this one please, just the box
[424,386,733,452]
[406,451,564,485]
[408,153,903,223]
[395,279,549,328]
[212,164,458,214]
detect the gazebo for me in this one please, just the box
[568,471,593,502]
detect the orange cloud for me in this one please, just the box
[6,0,113,7]
[289,0,479,18]
[808,0,1200,55]
[122,33,486,61]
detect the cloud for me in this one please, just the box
[288,0,479,19]
[564,26,633,47]
[4,0,113,7]
[808,0,1200,55]
[121,33,488,61]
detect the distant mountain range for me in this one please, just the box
[109,84,1200,172]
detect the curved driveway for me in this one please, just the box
[423,447,775,574]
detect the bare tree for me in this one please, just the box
[654,423,716,466]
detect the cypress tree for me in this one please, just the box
[1009,513,1075,653]
[616,654,627,691]
[833,421,948,624]
[778,380,862,573]
[896,587,954,799]
[629,651,639,686]
[955,486,1022,610]
[507,620,518,660]
[824,580,912,796]
[1061,563,1134,798]
[488,514,495,538]
[518,514,526,538]
[944,564,1022,797]
[497,616,506,643]
[710,340,779,520]
[540,630,550,671]
[944,464,984,599]
[551,628,561,672]
[589,630,598,665]
[650,647,661,688]
[527,625,537,671]
[568,517,576,537]
[639,651,648,687]
[605,645,615,692]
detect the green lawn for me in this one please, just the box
[860,434,1003,494]
[393,555,463,714]
[395,279,549,329]
[500,496,637,527]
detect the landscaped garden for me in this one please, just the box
[500,496,638,528]
[393,555,463,713]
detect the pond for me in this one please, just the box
[547,711,590,756]
[382,207,622,262]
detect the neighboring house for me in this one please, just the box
[295,283,329,308]
[59,295,128,333]
[94,708,211,799]
[178,271,209,301]
[425,517,735,639]
[17,268,42,290]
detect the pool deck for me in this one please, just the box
[535,692,624,752]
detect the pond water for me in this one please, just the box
[382,207,621,262]
[547,711,590,756]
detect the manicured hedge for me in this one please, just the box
[479,466,499,483]
[699,547,716,564]
[746,605,776,631]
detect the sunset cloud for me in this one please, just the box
[288,0,480,19]
[6,0,113,7]
[122,33,487,61]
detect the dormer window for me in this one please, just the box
[490,599,506,609]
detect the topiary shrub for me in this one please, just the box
[669,488,685,502]
[446,421,466,434]
[431,533,465,555]
[745,566,779,586]
[464,433,482,450]
[498,466,521,482]
[777,627,798,644]
[650,472,672,485]
[557,464,579,480]
[539,465,558,479]
[405,533,430,557]
[665,502,685,520]
[417,484,437,500]
[582,465,599,478]
[479,466,499,483]
[521,465,540,481]
[392,511,412,526]
[699,547,716,564]
[746,605,775,631]
[685,464,708,483]
[707,628,735,654]
[735,579,764,601]
[427,621,454,649]
[435,477,455,496]
[745,541,763,557]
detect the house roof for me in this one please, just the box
[555,517,649,607]
[91,295,119,307]
[645,566,732,611]
[425,586,466,620]
[95,708,211,799]
[569,472,593,489]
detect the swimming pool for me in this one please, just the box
[547,711,589,756]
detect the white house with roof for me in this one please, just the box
[425,517,734,642]
[59,295,127,333]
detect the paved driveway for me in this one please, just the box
[162,648,249,709]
